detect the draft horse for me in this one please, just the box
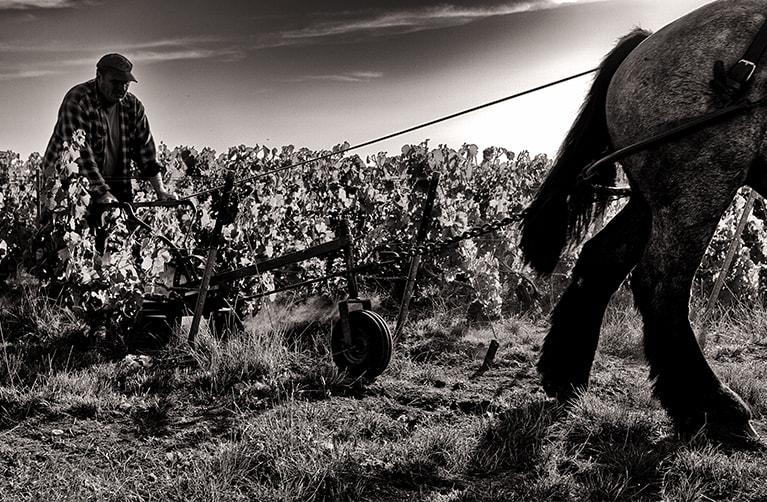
[520,0,767,440]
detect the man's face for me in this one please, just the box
[96,70,130,104]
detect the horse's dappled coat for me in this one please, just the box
[521,0,767,441]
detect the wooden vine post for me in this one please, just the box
[393,172,440,343]
[470,340,500,379]
[188,171,235,344]
[697,188,757,347]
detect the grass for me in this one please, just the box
[3,287,767,500]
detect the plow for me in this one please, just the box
[115,172,444,380]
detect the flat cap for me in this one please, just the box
[96,53,137,82]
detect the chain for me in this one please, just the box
[375,211,527,262]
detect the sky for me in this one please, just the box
[1,0,716,161]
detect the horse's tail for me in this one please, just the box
[519,28,651,276]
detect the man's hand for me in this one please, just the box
[96,191,118,204]
[96,191,121,227]
[148,173,178,201]
[156,189,178,201]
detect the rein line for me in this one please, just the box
[579,97,767,183]
[182,68,599,200]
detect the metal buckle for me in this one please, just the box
[736,59,757,82]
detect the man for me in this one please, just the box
[43,52,174,204]
[42,53,174,252]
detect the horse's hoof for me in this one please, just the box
[741,421,760,440]
[709,418,759,443]
[677,419,760,447]
[540,373,586,404]
[538,355,590,404]
[668,384,756,444]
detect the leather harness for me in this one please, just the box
[711,16,767,103]
[582,15,767,184]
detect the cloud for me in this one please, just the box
[0,36,246,81]
[116,38,248,63]
[0,0,608,81]
[130,48,246,64]
[0,0,94,9]
[288,71,385,83]
[270,0,608,44]
[0,68,57,80]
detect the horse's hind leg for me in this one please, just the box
[538,198,651,401]
[630,188,754,440]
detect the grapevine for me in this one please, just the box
[1,138,765,329]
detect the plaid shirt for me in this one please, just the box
[42,79,161,201]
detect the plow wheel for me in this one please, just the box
[331,309,392,379]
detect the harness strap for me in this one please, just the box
[580,98,766,183]
[582,17,767,189]
[711,16,767,103]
